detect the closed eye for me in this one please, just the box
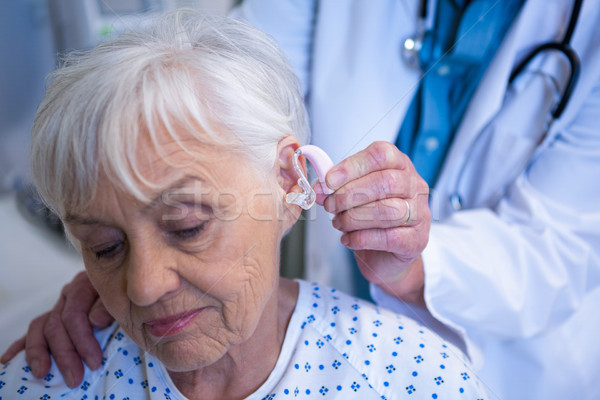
[95,242,124,259]
[169,223,207,241]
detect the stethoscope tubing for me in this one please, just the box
[405,0,583,209]
[509,0,582,119]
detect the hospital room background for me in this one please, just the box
[0,0,237,354]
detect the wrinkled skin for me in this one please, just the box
[2,141,431,391]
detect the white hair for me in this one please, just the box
[31,9,309,218]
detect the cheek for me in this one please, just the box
[217,257,275,340]
[245,190,280,222]
[217,224,279,330]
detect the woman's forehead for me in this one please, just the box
[78,173,210,217]
[122,124,231,174]
[67,120,267,220]
[100,136,263,204]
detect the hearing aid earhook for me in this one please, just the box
[285,145,335,210]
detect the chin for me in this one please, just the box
[150,336,228,372]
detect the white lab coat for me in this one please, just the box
[234,1,600,399]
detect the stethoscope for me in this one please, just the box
[401,0,583,210]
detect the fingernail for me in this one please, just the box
[341,234,349,246]
[89,311,103,327]
[88,354,101,370]
[313,181,324,195]
[65,369,75,388]
[89,307,111,328]
[327,171,345,189]
[332,218,340,230]
[323,197,333,213]
[30,359,40,376]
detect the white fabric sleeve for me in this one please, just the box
[422,75,600,341]
[373,76,600,369]
[230,0,317,96]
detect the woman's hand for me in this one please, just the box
[315,141,431,305]
[0,271,113,388]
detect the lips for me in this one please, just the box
[144,309,204,338]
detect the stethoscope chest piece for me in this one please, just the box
[402,33,424,70]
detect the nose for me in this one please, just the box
[125,239,181,307]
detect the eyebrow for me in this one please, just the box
[65,175,206,225]
[64,214,102,225]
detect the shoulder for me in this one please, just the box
[0,323,117,397]
[0,323,169,399]
[292,281,489,399]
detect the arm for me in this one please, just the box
[369,75,600,352]
[323,62,600,348]
[421,76,600,339]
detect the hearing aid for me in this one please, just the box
[285,145,334,210]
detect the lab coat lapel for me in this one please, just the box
[440,0,540,175]
[433,0,565,217]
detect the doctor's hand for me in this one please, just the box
[0,271,113,388]
[315,141,431,305]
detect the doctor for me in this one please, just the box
[243,1,600,399]
[291,1,599,399]
[3,0,600,399]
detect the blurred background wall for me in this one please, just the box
[0,0,236,354]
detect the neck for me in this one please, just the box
[167,277,298,400]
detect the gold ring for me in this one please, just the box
[402,199,411,225]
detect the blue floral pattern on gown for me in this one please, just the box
[0,280,488,399]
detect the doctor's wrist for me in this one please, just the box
[381,256,425,307]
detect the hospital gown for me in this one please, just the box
[0,280,488,399]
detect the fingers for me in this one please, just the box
[323,169,400,212]
[22,271,102,389]
[61,276,104,371]
[326,167,429,232]
[341,224,430,262]
[319,142,428,219]
[332,197,418,231]
[325,168,428,212]
[23,312,54,380]
[319,142,430,305]
[38,296,85,388]
[314,141,430,302]
[325,141,412,191]
[0,335,26,364]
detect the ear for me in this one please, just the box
[273,135,306,234]
[275,135,305,194]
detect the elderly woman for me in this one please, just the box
[0,11,487,399]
